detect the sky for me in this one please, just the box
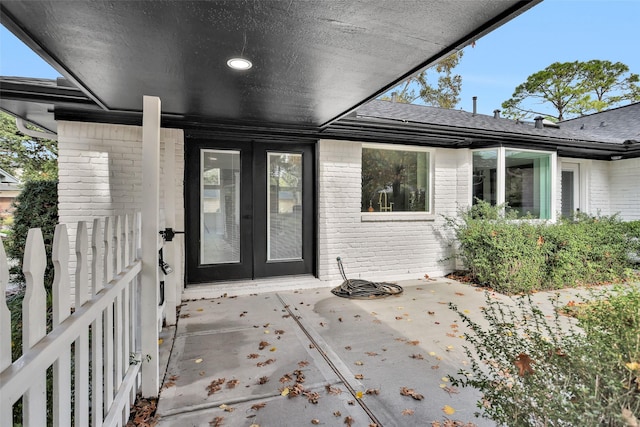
[1,0,639,117]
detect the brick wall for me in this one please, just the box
[317,139,466,281]
[57,121,185,299]
[588,160,611,216]
[609,158,640,220]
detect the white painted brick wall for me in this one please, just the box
[609,158,640,220]
[588,160,611,216]
[57,121,185,300]
[317,139,467,282]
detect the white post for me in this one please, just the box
[141,95,160,397]
[163,134,177,326]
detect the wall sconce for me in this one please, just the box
[610,155,623,160]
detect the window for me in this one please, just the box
[361,144,430,213]
[472,148,554,220]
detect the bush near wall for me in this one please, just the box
[6,180,58,289]
[444,201,639,294]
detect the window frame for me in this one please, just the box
[361,143,435,221]
[470,146,557,221]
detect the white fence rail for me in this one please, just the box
[0,214,143,427]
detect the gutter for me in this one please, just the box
[15,118,58,141]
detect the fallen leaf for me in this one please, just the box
[355,374,364,379]
[206,378,226,396]
[298,360,310,367]
[226,379,239,389]
[355,361,364,366]
[410,354,424,360]
[402,409,415,416]
[365,388,380,395]
[247,353,260,359]
[345,346,352,351]
[366,352,378,356]
[356,390,364,399]
[281,388,290,396]
[407,340,420,346]
[270,347,277,352]
[280,374,293,383]
[455,292,464,296]
[158,338,164,345]
[311,420,320,425]
[325,384,343,395]
[251,402,267,411]
[275,329,285,335]
[514,353,535,376]
[197,308,204,312]
[347,400,355,405]
[344,416,354,426]
[219,404,235,412]
[626,362,640,371]
[258,341,270,350]
[442,405,456,415]
[400,387,424,400]
[427,311,435,315]
[333,411,342,417]
[395,316,404,320]
[195,358,203,364]
[256,358,275,367]
[209,416,224,427]
[257,376,269,385]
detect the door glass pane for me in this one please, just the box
[268,152,302,261]
[201,149,240,264]
[561,170,575,218]
[472,150,498,205]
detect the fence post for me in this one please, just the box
[141,95,160,397]
[52,224,72,427]
[0,240,11,426]
[22,228,47,425]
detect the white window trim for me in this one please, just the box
[361,143,435,221]
[470,147,557,222]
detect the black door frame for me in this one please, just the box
[185,135,316,284]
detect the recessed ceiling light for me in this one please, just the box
[227,57,252,70]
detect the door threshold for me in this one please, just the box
[182,275,340,300]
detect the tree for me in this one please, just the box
[0,111,57,180]
[502,60,640,121]
[381,50,464,109]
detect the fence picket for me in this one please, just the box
[75,222,90,426]
[52,224,72,427]
[122,215,131,414]
[103,217,115,412]
[0,240,12,426]
[22,228,47,426]
[114,216,124,392]
[91,218,104,426]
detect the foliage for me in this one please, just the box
[443,200,636,293]
[0,111,57,180]
[6,180,58,289]
[501,60,640,121]
[380,51,464,108]
[449,286,640,426]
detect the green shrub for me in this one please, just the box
[6,180,58,290]
[448,286,640,426]
[444,201,636,293]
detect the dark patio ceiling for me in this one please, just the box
[1,0,539,131]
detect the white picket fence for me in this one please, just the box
[0,214,143,427]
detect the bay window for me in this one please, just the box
[472,148,555,220]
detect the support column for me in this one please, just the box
[163,135,177,326]
[141,95,160,397]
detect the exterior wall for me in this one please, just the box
[588,159,611,216]
[57,121,185,299]
[317,139,468,282]
[609,158,640,220]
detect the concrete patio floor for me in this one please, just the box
[155,277,586,427]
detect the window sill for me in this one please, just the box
[361,212,436,222]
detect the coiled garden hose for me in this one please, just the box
[331,257,403,299]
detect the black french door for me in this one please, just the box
[185,137,314,283]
